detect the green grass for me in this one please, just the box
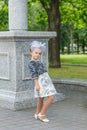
[60,54,87,64]
[49,66,87,80]
[49,54,87,80]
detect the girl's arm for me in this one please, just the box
[28,61,40,91]
[33,79,40,91]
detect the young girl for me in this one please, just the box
[28,40,57,122]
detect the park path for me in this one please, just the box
[0,90,87,130]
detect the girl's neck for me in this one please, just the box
[31,58,39,61]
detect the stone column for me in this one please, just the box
[9,0,28,31]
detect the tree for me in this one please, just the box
[39,0,61,68]
[79,28,87,54]
[60,0,87,29]
[60,0,87,54]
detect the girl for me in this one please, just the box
[28,41,57,122]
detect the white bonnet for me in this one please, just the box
[30,40,46,52]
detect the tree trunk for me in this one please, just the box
[82,40,85,54]
[77,42,80,54]
[69,26,74,54]
[76,35,80,54]
[40,0,61,68]
[62,47,64,54]
[67,43,70,54]
[47,0,61,68]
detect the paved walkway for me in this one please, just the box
[0,90,87,130]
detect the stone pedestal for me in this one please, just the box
[0,31,58,110]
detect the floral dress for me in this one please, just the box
[28,60,57,98]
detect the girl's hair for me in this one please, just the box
[30,48,32,52]
[29,48,32,56]
[30,40,46,52]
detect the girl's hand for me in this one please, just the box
[33,79,40,91]
[36,85,40,91]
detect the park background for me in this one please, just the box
[0,0,87,80]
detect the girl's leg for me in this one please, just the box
[35,97,44,115]
[40,95,54,117]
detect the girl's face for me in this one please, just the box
[30,48,42,60]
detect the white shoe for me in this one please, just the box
[38,113,49,122]
[34,114,38,119]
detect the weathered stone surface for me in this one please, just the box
[53,78,87,93]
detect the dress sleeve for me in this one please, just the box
[28,61,38,79]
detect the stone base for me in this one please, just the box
[53,78,87,92]
[0,89,65,110]
[0,89,36,110]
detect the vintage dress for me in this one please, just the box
[28,60,57,98]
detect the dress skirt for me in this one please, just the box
[34,72,57,98]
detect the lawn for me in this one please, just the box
[60,54,87,64]
[48,54,87,80]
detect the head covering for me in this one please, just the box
[30,40,46,52]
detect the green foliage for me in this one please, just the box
[60,0,87,29]
[36,10,48,30]
[60,0,87,52]
[60,24,70,49]
[78,28,87,43]
[38,0,52,10]
[28,1,48,31]
[0,1,8,31]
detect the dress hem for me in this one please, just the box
[35,92,57,98]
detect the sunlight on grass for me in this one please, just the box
[49,55,87,80]
[61,54,87,64]
[49,66,87,80]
